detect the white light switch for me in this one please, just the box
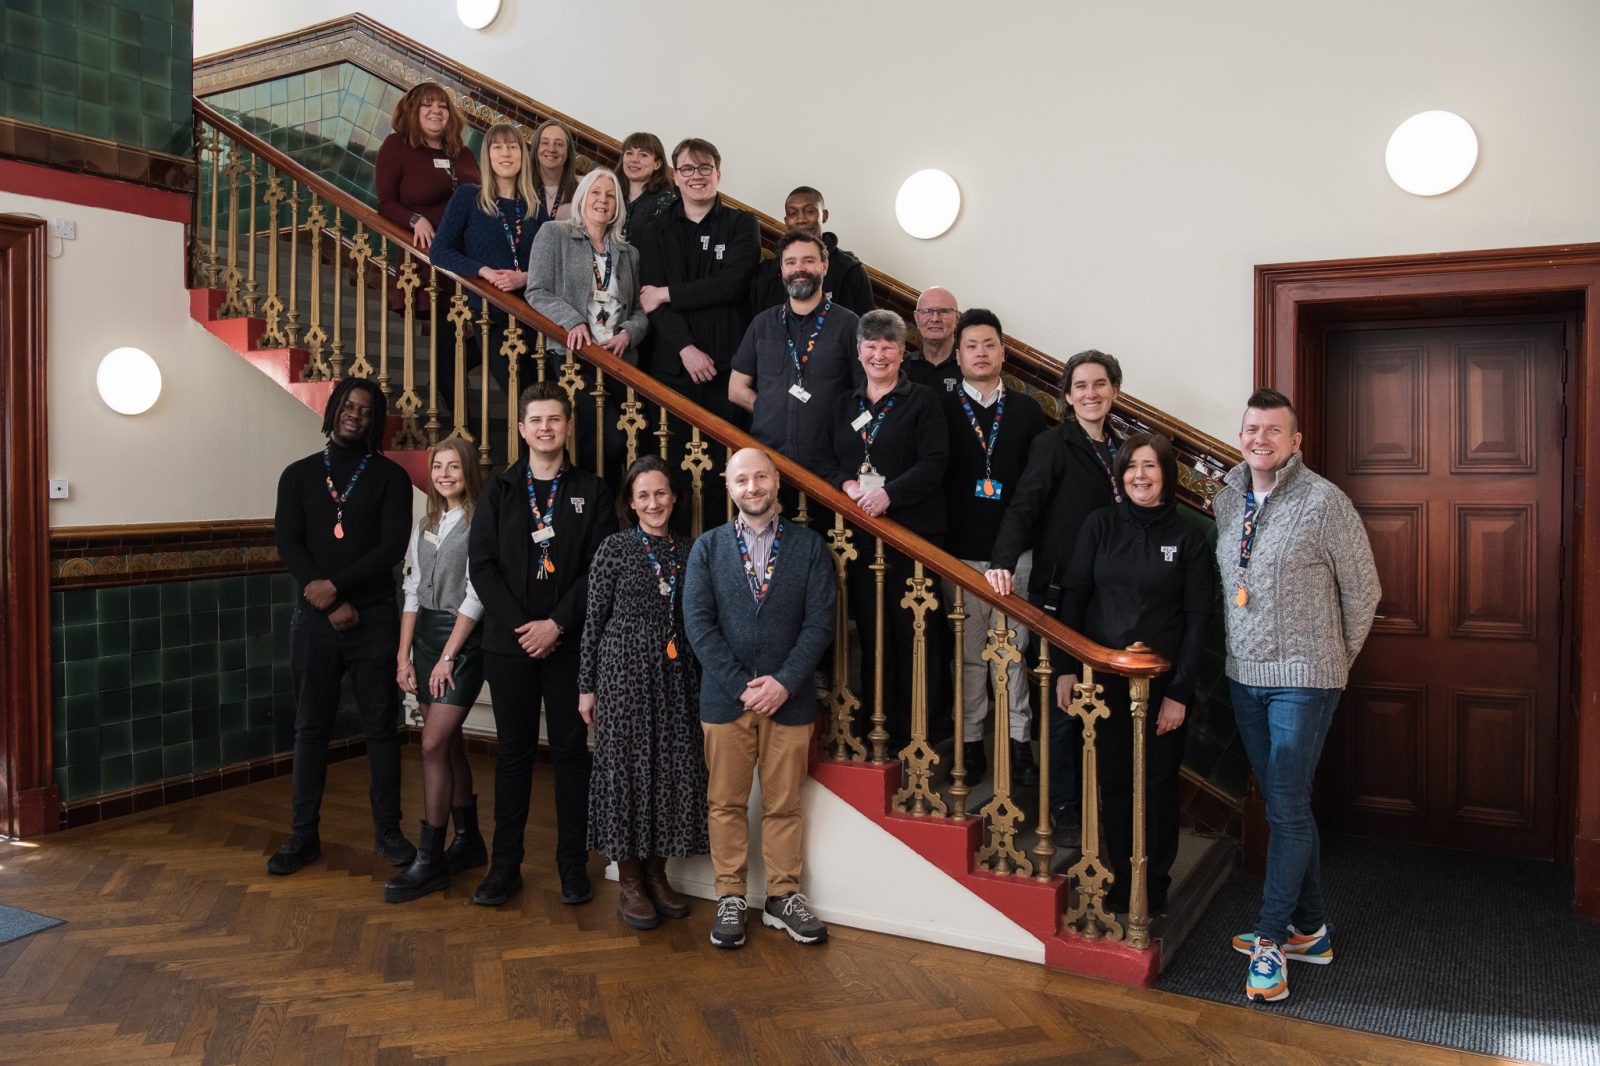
[48,479,69,499]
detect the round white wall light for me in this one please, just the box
[457,0,502,30]
[895,169,961,239]
[1385,111,1478,196]
[96,347,162,415]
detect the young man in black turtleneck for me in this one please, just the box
[748,187,875,317]
[269,378,416,876]
[469,381,617,907]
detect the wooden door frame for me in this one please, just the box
[0,215,57,838]
[1253,242,1600,919]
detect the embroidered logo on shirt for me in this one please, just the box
[571,497,585,514]
[1161,546,1177,562]
[714,243,725,261]
[944,379,958,392]
[700,236,710,251]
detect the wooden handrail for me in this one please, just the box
[193,17,1241,503]
[193,101,1170,682]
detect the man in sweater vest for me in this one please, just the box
[682,448,835,950]
[1215,388,1380,1004]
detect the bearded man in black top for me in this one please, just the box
[269,378,416,876]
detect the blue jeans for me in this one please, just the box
[1230,681,1342,946]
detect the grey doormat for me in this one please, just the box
[0,903,62,946]
[1157,835,1600,1066]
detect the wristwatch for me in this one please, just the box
[408,212,422,228]
[440,653,453,662]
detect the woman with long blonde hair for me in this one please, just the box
[387,437,488,903]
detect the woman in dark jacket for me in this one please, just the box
[1054,432,1214,914]
[618,131,678,242]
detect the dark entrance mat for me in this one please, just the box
[0,903,63,946]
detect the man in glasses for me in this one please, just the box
[749,186,875,317]
[637,137,761,428]
[905,286,963,394]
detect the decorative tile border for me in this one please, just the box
[50,520,280,589]
[0,117,196,195]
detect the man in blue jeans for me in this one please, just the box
[1214,388,1379,1003]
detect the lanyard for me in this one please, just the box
[856,395,895,470]
[525,464,564,577]
[592,249,613,292]
[734,516,783,607]
[780,299,830,384]
[1086,430,1122,504]
[958,388,1005,481]
[322,444,371,540]
[636,528,682,660]
[539,184,561,221]
[1237,490,1263,569]
[495,197,525,270]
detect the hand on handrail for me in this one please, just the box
[478,267,526,292]
[984,568,1015,598]
[410,216,435,250]
[565,324,593,351]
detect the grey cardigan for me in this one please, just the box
[1213,453,1381,689]
[682,518,835,726]
[524,219,649,361]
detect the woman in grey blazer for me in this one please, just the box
[525,166,649,366]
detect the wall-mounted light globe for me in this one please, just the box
[96,347,162,415]
[457,0,501,30]
[1385,111,1478,196]
[894,169,961,239]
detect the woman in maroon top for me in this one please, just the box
[376,82,481,254]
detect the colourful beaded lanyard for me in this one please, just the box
[1235,490,1263,606]
[856,395,895,473]
[1086,428,1123,504]
[539,184,562,221]
[780,298,831,386]
[958,387,1006,496]
[322,444,371,540]
[735,516,783,606]
[636,528,681,660]
[495,197,525,270]
[592,249,614,328]
[525,464,564,577]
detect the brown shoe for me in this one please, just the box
[642,856,691,918]
[615,858,659,930]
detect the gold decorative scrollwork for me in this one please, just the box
[820,517,865,762]
[347,224,374,379]
[975,612,1032,876]
[1062,667,1122,940]
[681,429,713,538]
[893,564,946,817]
[617,387,646,467]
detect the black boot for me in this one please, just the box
[444,795,488,874]
[383,822,449,903]
[267,831,321,876]
[1010,738,1039,789]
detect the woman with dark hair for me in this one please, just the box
[577,456,706,930]
[618,131,678,241]
[1053,431,1214,914]
[387,437,487,903]
[376,82,480,253]
[532,118,578,223]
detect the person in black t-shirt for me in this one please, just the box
[905,286,963,395]
[269,379,416,877]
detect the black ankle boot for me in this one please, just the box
[444,795,488,874]
[384,822,449,903]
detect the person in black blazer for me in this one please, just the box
[468,381,617,907]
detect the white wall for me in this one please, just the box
[195,1,1600,439]
[0,190,319,526]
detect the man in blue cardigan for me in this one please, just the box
[683,447,835,949]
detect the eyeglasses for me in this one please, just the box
[674,163,716,177]
[914,307,958,318]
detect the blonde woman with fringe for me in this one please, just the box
[387,437,487,903]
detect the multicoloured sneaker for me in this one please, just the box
[1231,924,1333,964]
[1245,939,1289,1002]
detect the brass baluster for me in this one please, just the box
[425,265,441,444]
[301,197,329,380]
[189,117,210,285]
[795,491,811,527]
[1127,671,1152,950]
[534,330,548,382]
[725,445,735,523]
[243,152,259,315]
[203,122,222,288]
[557,347,585,464]
[446,284,472,441]
[655,408,671,461]
[592,367,607,479]
[348,223,373,379]
[1062,666,1121,940]
[393,254,424,449]
[258,173,287,348]
[1032,642,1058,881]
[376,236,390,400]
[328,207,345,378]
[681,428,712,537]
[217,140,246,316]
[975,611,1033,876]
[868,538,889,764]
[821,515,865,761]
[478,303,492,460]
[947,586,971,818]
[893,562,945,816]
[618,386,645,467]
[502,319,527,464]
[285,180,301,346]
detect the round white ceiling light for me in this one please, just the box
[1385,111,1478,196]
[96,347,162,415]
[457,0,502,30]
[895,169,961,239]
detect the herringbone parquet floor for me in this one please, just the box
[0,752,1510,1065]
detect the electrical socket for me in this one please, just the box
[52,218,77,240]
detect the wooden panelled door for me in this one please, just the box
[1322,319,1568,858]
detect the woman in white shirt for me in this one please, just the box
[387,438,486,903]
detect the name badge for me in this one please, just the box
[532,526,555,544]
[974,478,1004,500]
[850,411,873,431]
[789,383,812,403]
[858,473,886,493]
[422,530,440,545]
[432,158,452,169]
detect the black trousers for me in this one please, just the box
[1094,674,1185,911]
[483,642,590,870]
[288,600,403,835]
[848,540,944,752]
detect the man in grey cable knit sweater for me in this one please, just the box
[1215,388,1379,1005]
[683,448,835,950]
